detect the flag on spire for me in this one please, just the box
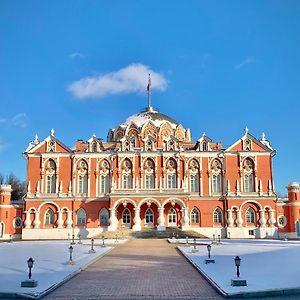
[146,73,151,92]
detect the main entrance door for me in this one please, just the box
[168,208,177,226]
[122,208,131,228]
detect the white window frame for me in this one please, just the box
[76,208,86,225]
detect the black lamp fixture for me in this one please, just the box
[27,258,34,279]
[234,256,241,278]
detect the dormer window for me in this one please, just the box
[243,138,252,151]
[202,141,207,151]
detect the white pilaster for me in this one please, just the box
[181,207,190,230]
[259,209,266,227]
[236,210,243,227]
[33,211,41,229]
[269,209,276,227]
[157,207,166,231]
[227,209,234,227]
[24,211,32,229]
[65,211,73,228]
[108,208,118,231]
[132,208,141,231]
[57,211,64,228]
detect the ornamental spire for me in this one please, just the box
[146,73,152,111]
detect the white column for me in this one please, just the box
[108,208,118,231]
[132,208,141,231]
[157,207,166,231]
[24,211,32,229]
[33,211,41,229]
[269,209,276,227]
[57,211,64,228]
[236,209,243,227]
[259,209,266,227]
[227,209,234,227]
[65,211,73,228]
[181,207,190,230]
[227,179,231,193]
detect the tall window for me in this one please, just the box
[168,208,177,225]
[244,174,254,192]
[191,208,200,224]
[145,208,154,225]
[46,160,56,193]
[246,208,256,224]
[168,174,176,189]
[144,159,155,189]
[145,174,154,189]
[79,174,88,193]
[77,160,88,194]
[123,174,132,189]
[100,208,109,225]
[212,174,222,193]
[190,174,199,192]
[244,159,254,192]
[77,208,86,225]
[122,160,133,189]
[122,208,131,226]
[202,141,207,151]
[100,175,110,193]
[45,208,55,225]
[213,208,223,224]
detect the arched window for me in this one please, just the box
[191,208,200,224]
[212,174,222,193]
[122,208,131,227]
[202,141,207,151]
[168,208,177,226]
[243,159,254,192]
[99,208,109,225]
[77,160,88,194]
[145,208,154,225]
[76,208,86,225]
[190,174,199,192]
[46,160,56,193]
[213,208,223,225]
[246,207,256,224]
[45,208,55,225]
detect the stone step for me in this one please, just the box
[92,227,208,240]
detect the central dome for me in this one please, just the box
[121,106,179,129]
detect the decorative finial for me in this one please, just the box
[92,133,96,138]
[202,133,206,137]
[244,127,249,135]
[261,132,266,141]
[50,128,55,137]
[34,134,39,144]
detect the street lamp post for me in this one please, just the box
[21,258,38,287]
[71,234,75,245]
[192,238,198,253]
[207,244,211,259]
[78,234,82,244]
[212,234,215,243]
[204,244,215,264]
[115,234,118,243]
[234,256,241,278]
[89,238,96,253]
[69,245,73,262]
[218,234,221,244]
[102,235,105,247]
[186,236,189,245]
[231,256,247,286]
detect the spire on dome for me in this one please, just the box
[244,127,249,135]
[50,128,55,137]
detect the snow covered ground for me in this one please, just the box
[177,238,300,295]
[0,239,126,297]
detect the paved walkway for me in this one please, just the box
[43,239,223,300]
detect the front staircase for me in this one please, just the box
[92,227,208,240]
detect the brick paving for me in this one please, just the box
[42,239,223,300]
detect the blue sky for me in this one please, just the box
[0,1,299,194]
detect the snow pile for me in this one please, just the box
[0,240,113,296]
[178,239,300,295]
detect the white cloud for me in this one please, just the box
[69,52,85,60]
[68,63,167,99]
[235,57,260,70]
[0,113,29,128]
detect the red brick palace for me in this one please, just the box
[0,104,299,240]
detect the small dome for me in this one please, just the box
[120,106,179,129]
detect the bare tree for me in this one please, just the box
[5,173,26,200]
